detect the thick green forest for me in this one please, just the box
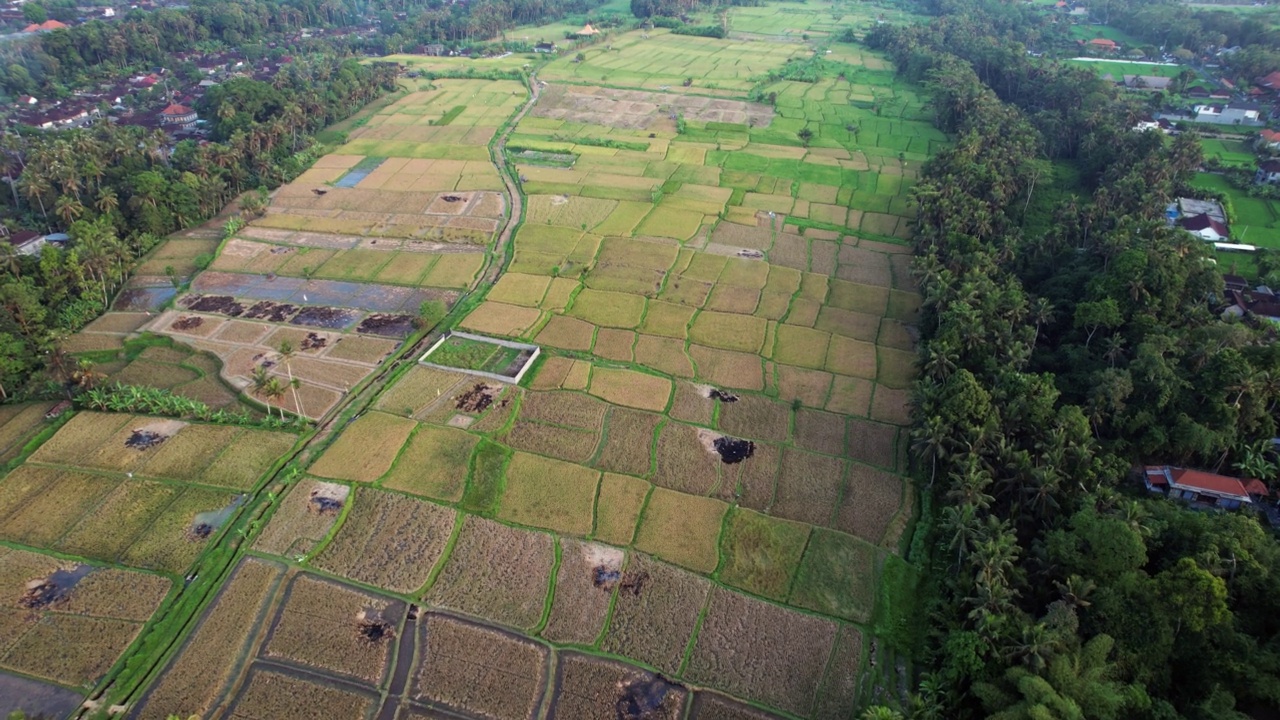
[866,0,1280,718]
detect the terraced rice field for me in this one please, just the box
[16,4,929,718]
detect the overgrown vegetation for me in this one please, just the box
[865,1,1280,717]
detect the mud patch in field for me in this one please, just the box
[301,332,329,351]
[618,676,684,719]
[356,612,394,643]
[188,494,246,541]
[309,483,350,515]
[18,565,93,610]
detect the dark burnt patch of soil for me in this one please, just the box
[185,295,245,317]
[244,301,298,322]
[172,315,204,331]
[125,429,170,450]
[301,332,328,351]
[619,570,648,597]
[18,566,93,610]
[186,523,214,541]
[708,389,738,403]
[290,306,360,329]
[616,675,683,720]
[455,383,499,413]
[309,492,344,515]
[357,313,415,338]
[712,436,754,464]
[593,566,621,590]
[357,617,394,643]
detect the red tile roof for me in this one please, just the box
[1170,468,1250,498]
[1088,38,1118,48]
[1261,129,1280,144]
[24,20,68,31]
[1244,478,1270,496]
[161,103,193,116]
[1259,71,1280,89]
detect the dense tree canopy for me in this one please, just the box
[870,2,1280,718]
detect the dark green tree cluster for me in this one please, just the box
[0,0,604,97]
[868,3,1280,718]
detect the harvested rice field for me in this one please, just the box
[23,5,932,717]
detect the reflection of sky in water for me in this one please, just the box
[192,494,247,531]
[190,272,440,313]
[113,286,177,311]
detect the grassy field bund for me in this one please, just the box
[1,3,933,718]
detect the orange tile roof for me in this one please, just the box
[1169,467,1249,498]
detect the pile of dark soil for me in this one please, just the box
[593,566,621,590]
[455,383,498,413]
[291,306,358,329]
[309,492,343,515]
[172,316,204,331]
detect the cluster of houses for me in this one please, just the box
[1221,273,1280,326]
[4,50,305,136]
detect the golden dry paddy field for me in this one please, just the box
[8,3,934,718]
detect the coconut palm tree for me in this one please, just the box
[276,340,304,418]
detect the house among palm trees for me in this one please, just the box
[1142,465,1255,510]
[160,103,197,128]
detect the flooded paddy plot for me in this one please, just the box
[188,271,457,314]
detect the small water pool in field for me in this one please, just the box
[333,157,387,188]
